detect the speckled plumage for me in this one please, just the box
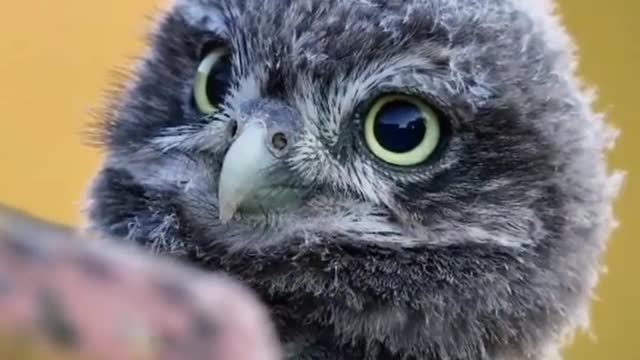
[87,0,621,359]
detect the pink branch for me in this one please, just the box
[0,206,281,360]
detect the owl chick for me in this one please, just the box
[87,0,620,359]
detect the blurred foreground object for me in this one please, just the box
[0,206,281,360]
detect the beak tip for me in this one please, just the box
[218,203,237,224]
[219,214,231,224]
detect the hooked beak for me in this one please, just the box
[217,121,304,223]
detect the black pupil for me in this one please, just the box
[373,101,427,153]
[205,53,232,105]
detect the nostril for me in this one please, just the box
[227,120,238,138]
[271,132,288,151]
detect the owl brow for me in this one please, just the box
[313,53,442,136]
[174,0,230,38]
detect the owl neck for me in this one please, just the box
[193,239,561,360]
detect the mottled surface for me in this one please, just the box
[0,207,281,360]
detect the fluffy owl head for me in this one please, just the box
[88,0,621,358]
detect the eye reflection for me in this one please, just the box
[373,101,427,153]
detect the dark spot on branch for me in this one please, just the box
[3,237,49,264]
[73,252,116,281]
[0,274,14,297]
[153,277,191,306]
[191,311,219,341]
[37,288,79,349]
[186,311,220,359]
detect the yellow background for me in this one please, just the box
[0,1,637,358]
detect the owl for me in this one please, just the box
[86,0,621,359]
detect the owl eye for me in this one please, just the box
[193,47,232,114]
[364,95,441,166]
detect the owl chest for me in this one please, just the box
[268,297,425,360]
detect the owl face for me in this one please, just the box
[95,0,588,251]
[89,0,617,357]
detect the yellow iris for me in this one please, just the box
[193,47,229,114]
[364,95,441,166]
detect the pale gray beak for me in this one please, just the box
[217,115,304,223]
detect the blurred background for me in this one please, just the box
[0,1,637,358]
